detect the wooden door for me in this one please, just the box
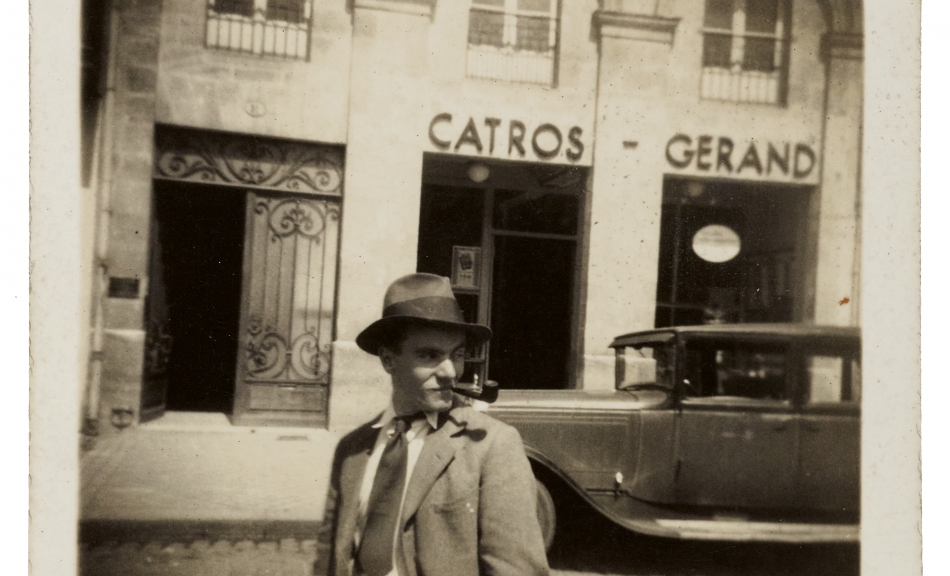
[140,206,173,423]
[231,192,340,427]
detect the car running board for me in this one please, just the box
[588,492,859,544]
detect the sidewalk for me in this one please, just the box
[80,411,340,544]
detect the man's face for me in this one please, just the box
[380,325,467,415]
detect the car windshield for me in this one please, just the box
[616,345,674,390]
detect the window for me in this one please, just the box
[467,0,559,86]
[700,0,789,104]
[682,341,789,402]
[616,344,675,390]
[804,354,861,404]
[206,0,311,60]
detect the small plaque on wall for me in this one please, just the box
[108,277,140,299]
[451,246,481,292]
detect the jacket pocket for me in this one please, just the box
[431,483,478,513]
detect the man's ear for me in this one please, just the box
[379,347,395,375]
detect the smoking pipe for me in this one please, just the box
[452,378,499,403]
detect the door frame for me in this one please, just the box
[420,156,589,389]
[151,124,346,427]
[140,193,173,423]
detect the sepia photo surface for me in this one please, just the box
[28,0,923,574]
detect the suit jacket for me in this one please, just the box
[316,404,550,576]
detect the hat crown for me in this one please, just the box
[382,273,456,312]
[355,273,491,355]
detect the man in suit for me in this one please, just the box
[317,273,550,576]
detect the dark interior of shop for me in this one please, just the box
[417,155,586,390]
[655,176,812,327]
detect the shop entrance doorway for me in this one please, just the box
[142,125,345,427]
[417,155,587,390]
[655,177,813,327]
[150,181,245,413]
[143,182,342,426]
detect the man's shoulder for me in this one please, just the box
[450,405,518,438]
[335,414,383,451]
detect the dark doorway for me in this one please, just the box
[417,155,586,390]
[488,235,574,389]
[152,181,246,412]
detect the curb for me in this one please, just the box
[80,519,320,544]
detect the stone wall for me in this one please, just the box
[98,0,165,431]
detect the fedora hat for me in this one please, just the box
[356,273,492,355]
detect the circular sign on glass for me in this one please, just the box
[692,225,741,263]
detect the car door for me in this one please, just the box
[673,338,799,510]
[796,347,861,513]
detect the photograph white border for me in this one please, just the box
[23,0,933,574]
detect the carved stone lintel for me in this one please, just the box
[594,11,680,45]
[154,125,345,197]
[822,32,864,62]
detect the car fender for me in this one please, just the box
[523,444,857,543]
[523,444,683,539]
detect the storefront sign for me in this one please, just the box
[665,134,817,180]
[429,113,585,163]
[451,246,481,291]
[692,225,741,263]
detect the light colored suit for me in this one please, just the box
[317,405,550,576]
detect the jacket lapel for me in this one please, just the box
[334,418,380,561]
[400,408,468,524]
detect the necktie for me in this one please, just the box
[357,415,416,576]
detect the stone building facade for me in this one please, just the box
[80,0,864,434]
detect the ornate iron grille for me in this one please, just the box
[154,126,344,196]
[242,194,340,386]
[467,0,558,86]
[206,0,311,60]
[700,0,789,104]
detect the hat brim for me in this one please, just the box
[356,315,492,355]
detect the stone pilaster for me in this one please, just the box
[329,0,434,431]
[812,33,863,326]
[98,0,163,431]
[582,12,679,390]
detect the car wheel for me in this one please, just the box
[535,480,556,551]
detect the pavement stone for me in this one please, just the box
[81,538,318,576]
[80,412,340,543]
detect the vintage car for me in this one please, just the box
[483,324,860,547]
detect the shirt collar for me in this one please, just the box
[372,404,441,431]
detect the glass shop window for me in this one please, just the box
[467,0,560,86]
[682,340,789,402]
[206,0,311,60]
[700,0,790,104]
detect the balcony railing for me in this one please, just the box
[700,66,783,105]
[466,44,555,86]
[205,2,310,60]
[466,8,557,86]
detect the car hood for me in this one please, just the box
[485,388,670,412]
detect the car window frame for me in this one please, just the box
[795,342,862,411]
[613,339,677,393]
[674,334,796,411]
